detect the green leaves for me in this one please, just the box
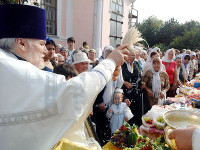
[138,16,200,50]
[0,0,28,4]
[169,28,200,50]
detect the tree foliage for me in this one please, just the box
[0,0,28,4]
[138,16,162,47]
[158,18,185,46]
[138,16,200,50]
[169,28,200,50]
[183,20,200,32]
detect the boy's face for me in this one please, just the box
[113,92,123,104]
[67,41,75,49]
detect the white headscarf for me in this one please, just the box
[103,46,114,58]
[152,47,160,52]
[174,54,183,62]
[146,50,159,63]
[124,49,136,73]
[102,68,124,106]
[190,51,196,56]
[151,57,162,98]
[142,50,147,55]
[162,48,175,63]
[125,61,134,73]
[181,54,190,80]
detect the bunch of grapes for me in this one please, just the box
[156,116,165,124]
[111,125,130,148]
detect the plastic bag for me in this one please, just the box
[153,114,165,130]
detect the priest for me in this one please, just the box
[0,4,128,150]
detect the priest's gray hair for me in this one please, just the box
[0,38,34,53]
[0,38,16,53]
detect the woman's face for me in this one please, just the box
[175,58,182,68]
[184,56,190,64]
[52,56,58,65]
[45,44,55,59]
[60,51,68,59]
[88,51,95,60]
[190,55,195,60]
[151,53,159,60]
[153,61,161,72]
[127,51,136,63]
[168,50,174,60]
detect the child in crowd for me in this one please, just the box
[106,88,133,134]
[53,63,78,80]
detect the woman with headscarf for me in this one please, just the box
[142,51,166,78]
[162,49,177,97]
[121,49,142,125]
[175,54,183,87]
[179,54,190,85]
[189,52,198,80]
[142,57,170,108]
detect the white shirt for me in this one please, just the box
[0,48,116,150]
[66,49,75,64]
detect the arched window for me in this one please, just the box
[110,0,123,47]
[41,0,57,35]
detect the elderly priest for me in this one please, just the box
[0,4,128,150]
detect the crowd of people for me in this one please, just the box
[1,4,200,150]
[45,36,200,146]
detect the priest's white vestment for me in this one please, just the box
[0,48,116,150]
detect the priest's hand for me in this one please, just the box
[168,126,198,150]
[107,45,129,66]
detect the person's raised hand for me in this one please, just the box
[107,44,129,66]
